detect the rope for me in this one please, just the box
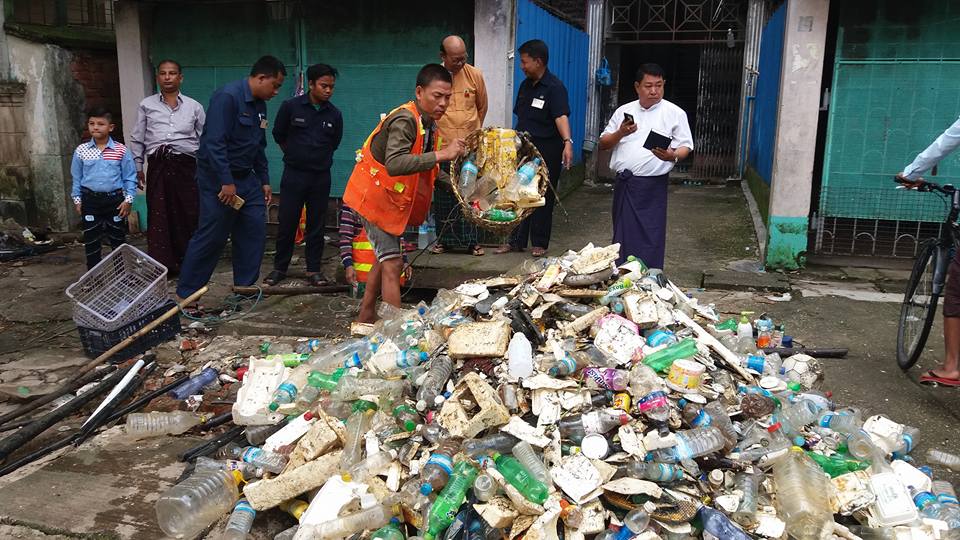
[178,286,264,326]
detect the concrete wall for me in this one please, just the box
[114,0,152,144]
[474,0,516,128]
[7,36,85,230]
[0,82,31,224]
[765,0,829,270]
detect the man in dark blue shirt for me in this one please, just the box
[176,56,286,301]
[264,63,343,286]
[499,39,573,258]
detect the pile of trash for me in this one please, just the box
[130,243,960,539]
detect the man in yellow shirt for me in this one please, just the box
[431,35,488,256]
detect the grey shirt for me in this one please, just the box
[129,92,206,172]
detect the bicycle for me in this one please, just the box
[895,176,960,370]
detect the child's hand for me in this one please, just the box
[117,201,131,218]
[74,202,82,215]
[345,266,357,285]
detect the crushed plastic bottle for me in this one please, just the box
[155,469,241,539]
[125,411,206,438]
[168,367,219,399]
[928,449,960,471]
[416,355,454,411]
[230,446,288,475]
[771,448,834,540]
[492,451,548,504]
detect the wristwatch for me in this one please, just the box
[674,155,680,164]
[563,138,573,145]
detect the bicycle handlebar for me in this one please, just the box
[893,175,956,194]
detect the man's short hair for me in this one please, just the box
[636,63,666,82]
[87,107,113,123]
[250,55,287,78]
[518,39,549,65]
[156,59,182,73]
[416,63,453,88]
[307,63,338,83]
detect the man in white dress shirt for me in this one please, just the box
[599,63,693,268]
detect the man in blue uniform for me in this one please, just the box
[176,56,286,302]
[264,63,343,286]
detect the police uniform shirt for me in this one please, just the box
[272,94,343,172]
[196,79,269,186]
[514,69,570,141]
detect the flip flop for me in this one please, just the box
[470,245,485,256]
[307,274,332,287]
[919,370,960,387]
[531,247,547,257]
[430,244,446,254]
[263,270,286,286]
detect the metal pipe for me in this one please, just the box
[735,0,765,178]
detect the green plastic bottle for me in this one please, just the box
[352,399,378,413]
[641,337,698,374]
[715,318,738,332]
[308,368,346,392]
[491,452,548,505]
[392,404,421,432]
[806,451,870,478]
[483,208,517,222]
[372,518,406,540]
[265,353,310,367]
[423,460,479,540]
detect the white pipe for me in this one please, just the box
[583,0,605,151]
[82,359,144,428]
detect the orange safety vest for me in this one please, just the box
[342,101,439,236]
[351,228,407,285]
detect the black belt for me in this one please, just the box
[231,168,255,179]
[80,187,123,198]
[149,146,196,162]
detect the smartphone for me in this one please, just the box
[623,113,635,124]
[230,195,245,210]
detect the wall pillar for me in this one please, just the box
[474,0,516,128]
[115,0,152,143]
[766,0,829,269]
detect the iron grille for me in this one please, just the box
[10,0,113,29]
[689,44,743,181]
[608,0,746,43]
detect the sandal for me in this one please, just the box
[531,247,547,257]
[430,243,446,254]
[470,245,485,256]
[307,274,332,287]
[919,370,960,387]
[263,270,286,286]
[495,244,520,254]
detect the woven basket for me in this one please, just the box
[449,128,551,234]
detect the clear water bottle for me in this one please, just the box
[221,497,256,540]
[296,338,322,354]
[269,364,312,411]
[230,446,288,474]
[776,398,821,437]
[168,367,219,399]
[680,401,736,447]
[340,409,375,473]
[308,338,374,371]
[416,355,454,411]
[622,461,684,483]
[343,449,398,483]
[911,486,960,528]
[472,472,497,501]
[420,437,464,495]
[928,449,960,471]
[459,156,479,194]
[558,409,630,443]
[194,456,262,480]
[934,480,960,507]
[304,503,397,539]
[511,440,551,485]
[613,507,649,540]
[463,432,519,457]
[771,447,834,540]
[630,363,671,432]
[330,376,408,402]
[515,158,541,185]
[653,426,727,464]
[155,469,241,539]
[125,411,206,439]
[699,506,751,540]
[732,471,760,527]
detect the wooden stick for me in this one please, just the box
[233,285,349,296]
[0,287,208,426]
[674,309,756,383]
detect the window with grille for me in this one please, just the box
[10,0,113,29]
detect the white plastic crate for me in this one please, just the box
[66,243,168,331]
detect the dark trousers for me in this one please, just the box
[80,188,126,269]
[510,136,563,250]
[273,166,331,273]
[612,170,669,268]
[146,149,199,274]
[176,170,266,298]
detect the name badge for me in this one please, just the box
[532,98,545,110]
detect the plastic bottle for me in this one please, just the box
[230,446,288,474]
[613,508,649,540]
[680,401,736,446]
[330,376,408,402]
[463,432,520,457]
[622,461,684,483]
[934,480,960,507]
[168,367,219,399]
[274,525,298,540]
[309,338,374,371]
[220,497,255,540]
[391,404,422,432]
[736,312,754,342]
[269,364,312,411]
[459,156,479,194]
[599,278,632,306]
[545,351,588,377]
[641,338,697,374]
[572,345,619,369]
[278,498,308,522]
[629,363,671,432]
[741,353,782,377]
[891,425,919,458]
[734,422,792,462]
[558,499,584,528]
[344,449,398,483]
[296,338,322,354]
[515,157,541,185]
[818,412,876,459]
[305,503,397,539]
[265,353,310,366]
[928,449,960,471]
[911,487,960,528]
[295,368,346,410]
[473,472,498,501]
[420,438,464,495]
[806,451,870,477]
[652,426,727,464]
[581,367,629,391]
[492,452,548,504]
[511,441,551,485]
[771,448,834,540]
[194,456,263,480]
[777,398,821,438]
[700,506,751,540]
[416,356,454,411]
[558,409,630,443]
[732,472,760,527]
[125,411,206,438]
[371,518,407,540]
[483,208,517,222]
[507,332,534,379]
[423,460,480,540]
[340,409,375,473]
[155,469,241,539]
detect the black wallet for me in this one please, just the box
[643,130,672,151]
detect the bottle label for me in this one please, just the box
[558,354,577,375]
[746,356,765,372]
[913,491,937,508]
[901,433,913,453]
[612,392,631,412]
[241,448,262,463]
[580,411,604,434]
[344,352,362,368]
[426,453,454,474]
[582,367,624,390]
[637,391,669,414]
[234,499,256,516]
[692,410,713,427]
[938,494,959,506]
[819,414,838,428]
[276,382,297,401]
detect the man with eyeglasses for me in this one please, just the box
[431,35,488,256]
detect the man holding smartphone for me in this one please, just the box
[598,63,693,268]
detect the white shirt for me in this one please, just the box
[902,115,960,180]
[602,98,694,177]
[129,93,206,172]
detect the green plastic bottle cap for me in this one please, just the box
[788,381,802,391]
[268,402,279,412]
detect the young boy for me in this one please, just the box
[338,203,409,296]
[71,108,137,269]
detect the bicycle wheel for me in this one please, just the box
[897,240,941,370]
